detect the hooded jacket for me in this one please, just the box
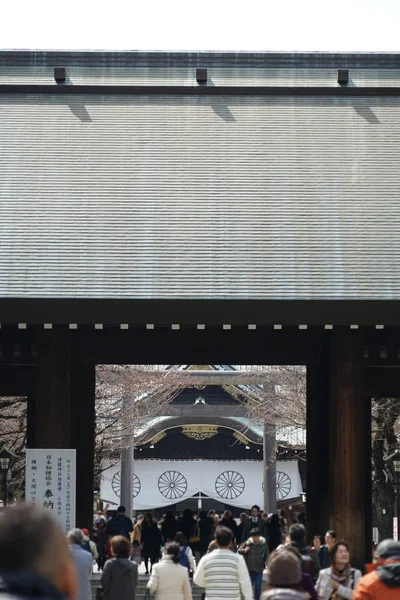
[239,536,269,573]
[353,559,400,600]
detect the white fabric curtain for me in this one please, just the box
[101,460,303,511]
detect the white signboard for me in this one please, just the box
[101,459,303,511]
[26,449,76,534]
[394,517,398,541]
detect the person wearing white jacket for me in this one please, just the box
[315,541,361,600]
[147,542,192,600]
[194,527,252,600]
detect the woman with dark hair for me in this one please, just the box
[100,536,138,600]
[147,542,192,600]
[141,513,162,575]
[315,541,362,599]
[161,511,178,544]
[94,519,108,571]
[194,510,215,563]
[265,513,281,552]
[177,509,198,547]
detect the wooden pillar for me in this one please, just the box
[34,330,95,531]
[71,360,96,530]
[263,423,277,514]
[306,349,331,541]
[330,328,367,570]
[35,329,72,448]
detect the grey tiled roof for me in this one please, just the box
[1,52,400,300]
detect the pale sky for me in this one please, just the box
[1,0,400,52]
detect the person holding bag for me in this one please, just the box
[99,536,138,600]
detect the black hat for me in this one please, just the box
[374,539,400,559]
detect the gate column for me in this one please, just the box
[35,329,72,449]
[71,359,96,530]
[330,328,369,570]
[306,346,331,542]
[34,329,95,531]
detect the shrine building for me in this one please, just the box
[100,365,306,516]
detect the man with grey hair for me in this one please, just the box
[67,529,93,600]
[0,503,77,600]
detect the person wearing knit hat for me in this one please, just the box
[262,550,310,600]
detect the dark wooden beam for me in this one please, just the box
[78,327,318,365]
[2,298,400,327]
[1,84,400,97]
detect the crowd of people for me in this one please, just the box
[92,504,286,575]
[0,503,398,600]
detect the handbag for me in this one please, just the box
[96,565,133,600]
[190,523,201,544]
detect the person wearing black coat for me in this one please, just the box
[237,513,249,545]
[140,513,162,575]
[265,513,282,552]
[94,519,108,571]
[160,511,178,544]
[242,505,266,542]
[193,511,215,562]
[106,506,133,540]
[177,509,198,546]
[219,510,239,542]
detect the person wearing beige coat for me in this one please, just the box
[147,543,192,600]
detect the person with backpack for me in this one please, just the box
[147,542,192,600]
[316,541,361,599]
[176,532,196,575]
[238,528,269,600]
[288,524,321,583]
